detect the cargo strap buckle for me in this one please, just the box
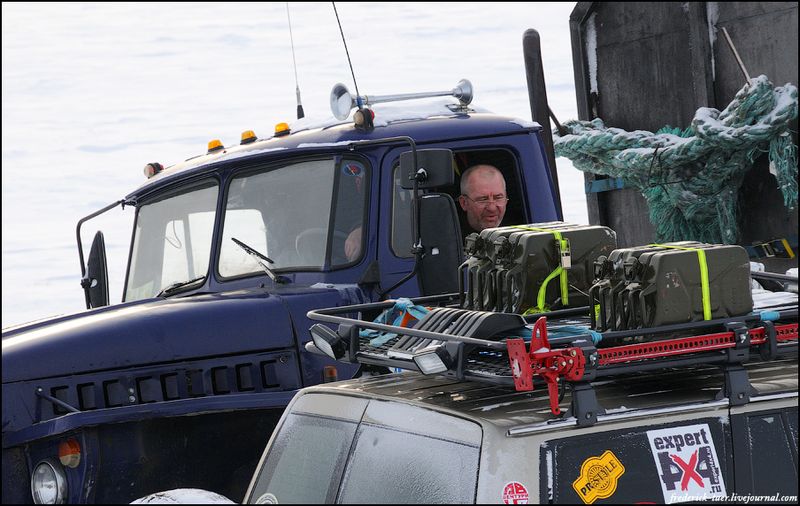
[559,237,572,269]
[746,238,796,259]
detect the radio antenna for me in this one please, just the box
[332,2,362,107]
[286,3,304,119]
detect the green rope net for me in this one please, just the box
[554,75,798,244]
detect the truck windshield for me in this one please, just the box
[219,157,367,278]
[125,181,219,302]
[124,157,368,301]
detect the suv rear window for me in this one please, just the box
[249,413,357,504]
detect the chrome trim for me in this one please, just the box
[749,391,798,403]
[507,399,730,437]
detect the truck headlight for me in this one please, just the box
[31,458,67,504]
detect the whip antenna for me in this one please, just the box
[286,3,304,119]
[332,2,362,107]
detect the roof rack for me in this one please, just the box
[307,292,798,426]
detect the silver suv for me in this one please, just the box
[243,359,797,504]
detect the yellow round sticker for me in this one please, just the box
[571,450,625,504]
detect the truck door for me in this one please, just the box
[377,147,419,298]
[377,141,542,299]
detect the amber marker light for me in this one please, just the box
[240,130,257,144]
[58,438,81,468]
[207,139,224,153]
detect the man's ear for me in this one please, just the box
[458,195,468,211]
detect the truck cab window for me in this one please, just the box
[391,149,526,256]
[330,159,369,267]
[125,182,218,302]
[391,164,414,258]
[219,157,369,278]
[451,149,526,234]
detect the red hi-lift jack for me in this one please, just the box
[507,317,799,417]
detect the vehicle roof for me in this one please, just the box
[301,359,798,430]
[129,98,540,199]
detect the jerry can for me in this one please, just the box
[589,241,704,331]
[494,223,616,314]
[633,244,753,328]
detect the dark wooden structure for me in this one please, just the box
[568,2,798,264]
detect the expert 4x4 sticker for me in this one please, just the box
[571,450,625,504]
[646,423,726,503]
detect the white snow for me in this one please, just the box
[585,13,599,94]
[751,288,799,309]
[510,118,541,129]
[786,268,798,293]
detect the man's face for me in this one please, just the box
[459,170,507,231]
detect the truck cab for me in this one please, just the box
[2,86,561,503]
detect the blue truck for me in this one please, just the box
[1,31,564,504]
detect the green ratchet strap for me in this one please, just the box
[513,226,569,314]
[650,243,711,320]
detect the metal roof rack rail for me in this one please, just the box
[307,294,798,427]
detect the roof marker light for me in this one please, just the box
[207,139,224,153]
[354,108,374,130]
[240,130,257,144]
[274,122,290,137]
[143,162,164,179]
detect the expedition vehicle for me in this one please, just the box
[243,360,798,504]
[1,30,564,503]
[233,265,798,504]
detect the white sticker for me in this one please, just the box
[646,423,726,503]
[255,492,279,504]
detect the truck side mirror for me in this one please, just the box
[399,149,455,189]
[82,231,109,308]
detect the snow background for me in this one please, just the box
[2,2,584,328]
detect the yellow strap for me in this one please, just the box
[513,226,569,312]
[781,238,795,259]
[650,244,712,320]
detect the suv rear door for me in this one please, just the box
[541,414,733,504]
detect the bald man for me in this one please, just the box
[458,164,508,233]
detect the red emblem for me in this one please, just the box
[502,481,529,504]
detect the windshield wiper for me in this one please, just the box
[156,276,206,297]
[231,237,290,284]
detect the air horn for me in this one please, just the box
[330,79,474,120]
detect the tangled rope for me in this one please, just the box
[554,75,798,244]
